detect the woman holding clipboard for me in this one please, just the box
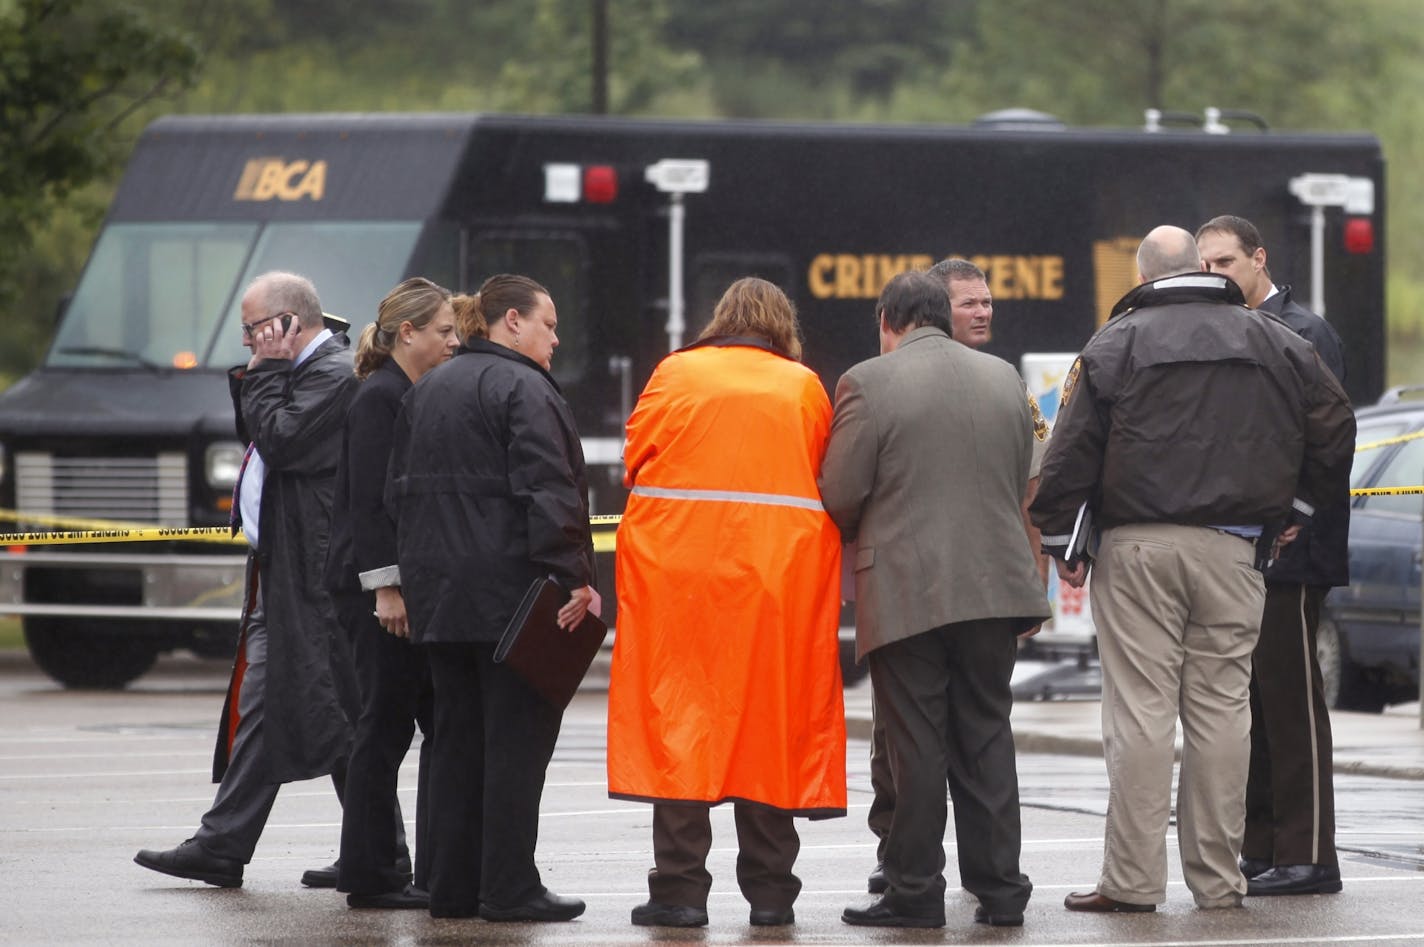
[385,274,597,922]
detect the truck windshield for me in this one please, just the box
[47,220,425,371]
[47,222,258,370]
[206,221,423,367]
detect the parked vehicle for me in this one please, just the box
[1320,388,1424,711]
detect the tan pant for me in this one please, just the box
[1090,524,1263,908]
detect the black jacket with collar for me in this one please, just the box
[220,331,359,784]
[1030,273,1355,550]
[385,338,595,646]
[323,356,412,595]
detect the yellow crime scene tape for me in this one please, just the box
[6,472,1424,548]
[0,508,623,550]
[1354,429,1424,452]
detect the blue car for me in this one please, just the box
[1320,389,1424,711]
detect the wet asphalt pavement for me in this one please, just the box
[3,650,1422,945]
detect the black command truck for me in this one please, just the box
[0,112,1385,687]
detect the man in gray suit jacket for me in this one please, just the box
[821,270,1051,929]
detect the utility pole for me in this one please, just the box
[592,0,609,114]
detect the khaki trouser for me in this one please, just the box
[1090,524,1263,908]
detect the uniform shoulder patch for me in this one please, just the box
[1028,390,1049,442]
[1060,357,1082,410]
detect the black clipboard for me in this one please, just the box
[1065,503,1098,567]
[494,577,608,709]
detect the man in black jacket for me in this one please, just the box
[136,271,359,888]
[1030,227,1354,913]
[1197,215,1350,896]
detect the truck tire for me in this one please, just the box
[1315,615,1383,713]
[188,623,240,660]
[22,618,160,689]
[840,636,870,687]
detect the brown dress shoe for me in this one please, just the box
[1064,890,1155,913]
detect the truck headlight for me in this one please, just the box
[205,441,244,490]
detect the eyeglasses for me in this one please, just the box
[241,312,298,339]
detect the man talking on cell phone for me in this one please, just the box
[136,271,364,890]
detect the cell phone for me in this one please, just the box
[279,314,293,334]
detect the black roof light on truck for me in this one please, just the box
[543,163,620,204]
[1289,172,1377,316]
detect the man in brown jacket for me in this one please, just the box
[1030,226,1354,913]
[821,270,1051,929]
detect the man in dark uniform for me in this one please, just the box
[1031,227,1354,912]
[1197,215,1350,896]
[135,271,361,888]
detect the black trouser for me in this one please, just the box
[648,803,801,913]
[423,641,564,918]
[867,696,894,864]
[335,592,433,894]
[1243,583,1337,868]
[868,618,1032,917]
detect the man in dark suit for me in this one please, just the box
[821,270,1051,929]
[1197,215,1350,897]
[135,271,359,888]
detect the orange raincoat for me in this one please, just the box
[607,339,846,817]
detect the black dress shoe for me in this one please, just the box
[1246,864,1342,896]
[867,862,887,894]
[308,855,411,889]
[749,907,794,926]
[842,896,945,928]
[301,860,339,888]
[347,884,429,909]
[631,900,709,927]
[1239,856,1272,879]
[481,890,586,922]
[134,839,243,888]
[974,905,1024,926]
[1063,890,1155,912]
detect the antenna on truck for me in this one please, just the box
[645,159,711,352]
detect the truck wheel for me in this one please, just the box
[1315,616,1382,713]
[188,623,240,660]
[22,618,160,689]
[840,636,870,686]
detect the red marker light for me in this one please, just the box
[1343,217,1374,254]
[583,165,618,203]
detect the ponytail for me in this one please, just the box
[354,277,451,380]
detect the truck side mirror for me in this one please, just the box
[53,293,72,328]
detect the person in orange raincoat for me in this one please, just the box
[608,277,846,930]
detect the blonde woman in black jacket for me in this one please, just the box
[324,277,458,908]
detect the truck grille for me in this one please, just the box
[15,452,188,527]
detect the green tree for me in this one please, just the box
[663,0,970,117]
[0,0,197,365]
[494,0,702,114]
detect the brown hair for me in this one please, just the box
[699,277,803,361]
[450,293,489,342]
[877,270,951,335]
[468,274,551,337]
[1195,214,1264,255]
[926,257,985,286]
[354,277,452,380]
